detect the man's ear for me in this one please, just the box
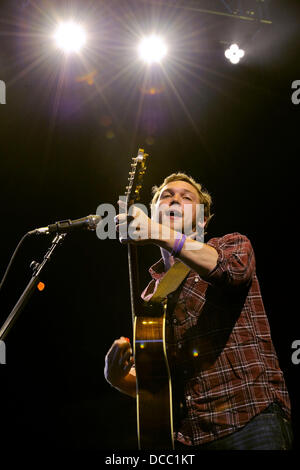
[195,204,206,229]
[197,218,207,230]
[195,217,207,242]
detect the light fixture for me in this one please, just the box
[54,21,86,54]
[225,44,245,64]
[138,35,167,64]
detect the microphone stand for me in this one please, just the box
[0,232,67,341]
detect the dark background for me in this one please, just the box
[0,0,299,454]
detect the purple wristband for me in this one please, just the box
[171,233,186,257]
[170,232,182,257]
[176,234,186,257]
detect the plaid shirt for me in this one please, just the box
[141,232,291,446]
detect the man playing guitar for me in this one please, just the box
[104,172,292,450]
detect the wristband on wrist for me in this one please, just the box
[171,233,186,258]
[170,232,181,257]
[176,234,186,257]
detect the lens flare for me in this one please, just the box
[138,35,167,64]
[54,21,86,53]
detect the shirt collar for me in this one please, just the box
[148,258,166,280]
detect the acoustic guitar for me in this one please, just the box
[124,148,174,450]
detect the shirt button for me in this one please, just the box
[178,343,182,349]
[173,318,177,324]
[194,277,199,283]
[187,395,191,401]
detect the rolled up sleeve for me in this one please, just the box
[206,232,255,288]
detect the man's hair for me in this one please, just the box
[151,172,214,228]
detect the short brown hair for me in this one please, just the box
[151,172,214,227]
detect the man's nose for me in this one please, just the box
[170,194,181,205]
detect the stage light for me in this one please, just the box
[54,21,86,54]
[138,35,167,64]
[225,44,245,64]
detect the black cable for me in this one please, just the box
[0,232,30,292]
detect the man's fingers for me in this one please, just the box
[112,338,131,365]
[122,347,133,365]
[104,337,134,385]
[115,219,135,233]
[107,337,129,360]
[114,216,135,229]
[123,356,135,374]
[114,214,127,223]
[118,337,133,368]
[118,200,128,211]
[115,214,135,223]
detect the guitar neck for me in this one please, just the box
[124,148,149,327]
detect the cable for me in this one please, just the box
[0,232,30,293]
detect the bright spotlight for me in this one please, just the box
[138,35,167,64]
[54,21,86,54]
[225,44,245,64]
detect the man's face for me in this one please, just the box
[152,180,202,235]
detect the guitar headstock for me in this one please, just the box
[125,148,149,206]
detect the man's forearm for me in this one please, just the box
[154,226,218,278]
[112,369,137,398]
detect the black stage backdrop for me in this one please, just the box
[0,0,299,459]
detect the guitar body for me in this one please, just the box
[134,303,174,450]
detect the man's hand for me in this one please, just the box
[115,197,218,279]
[115,199,158,245]
[104,336,134,387]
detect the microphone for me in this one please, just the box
[28,215,101,235]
